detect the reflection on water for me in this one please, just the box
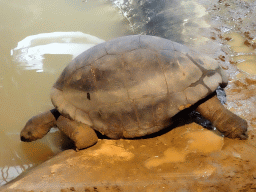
[0,132,32,185]
[11,32,104,72]
[1,164,33,185]
[0,130,65,185]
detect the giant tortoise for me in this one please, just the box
[20,35,248,149]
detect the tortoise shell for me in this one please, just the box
[51,35,228,139]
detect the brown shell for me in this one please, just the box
[51,35,228,139]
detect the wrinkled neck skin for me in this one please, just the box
[20,109,59,142]
[196,93,248,140]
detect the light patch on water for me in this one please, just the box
[237,61,256,75]
[226,32,254,53]
[184,130,224,153]
[11,32,104,72]
[224,32,256,75]
[145,129,223,169]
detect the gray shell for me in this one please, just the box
[51,35,228,139]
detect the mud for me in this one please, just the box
[1,123,256,191]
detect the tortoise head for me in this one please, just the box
[20,110,57,142]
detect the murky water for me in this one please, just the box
[1,0,255,187]
[0,0,132,185]
[225,32,256,75]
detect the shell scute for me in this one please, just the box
[122,49,168,99]
[184,84,209,104]
[91,54,125,91]
[66,65,95,92]
[162,51,203,93]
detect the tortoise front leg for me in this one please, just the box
[56,115,98,150]
[196,94,248,139]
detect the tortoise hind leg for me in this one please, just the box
[196,94,248,139]
[56,116,98,150]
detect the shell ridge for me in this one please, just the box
[155,50,170,94]
[185,53,216,94]
[104,44,108,55]
[185,53,207,73]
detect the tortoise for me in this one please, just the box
[20,35,248,150]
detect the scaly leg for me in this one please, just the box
[196,94,248,139]
[56,115,98,150]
